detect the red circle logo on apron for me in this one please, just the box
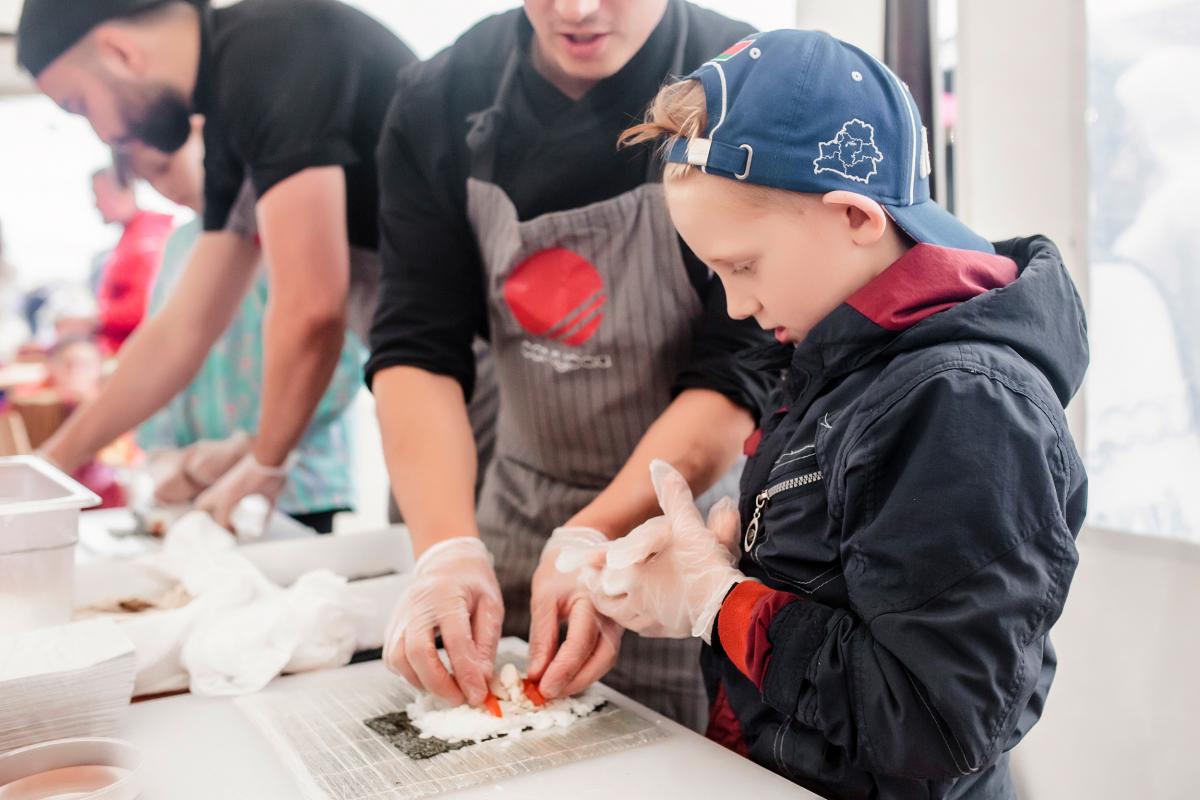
[503,247,606,346]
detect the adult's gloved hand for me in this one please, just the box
[383,537,504,707]
[527,527,622,700]
[151,432,252,506]
[194,451,288,531]
[560,460,746,642]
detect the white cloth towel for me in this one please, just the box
[130,511,369,696]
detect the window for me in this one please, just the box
[1084,0,1200,542]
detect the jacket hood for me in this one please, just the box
[782,235,1089,408]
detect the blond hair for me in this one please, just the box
[620,80,709,180]
[620,79,807,210]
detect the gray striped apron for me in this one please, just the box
[464,35,737,732]
[349,248,497,515]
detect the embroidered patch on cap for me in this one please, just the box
[712,38,755,62]
[812,119,884,184]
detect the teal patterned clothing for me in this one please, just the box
[136,218,361,514]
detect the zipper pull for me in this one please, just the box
[743,490,769,552]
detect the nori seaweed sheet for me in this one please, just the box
[364,702,610,761]
[364,711,473,760]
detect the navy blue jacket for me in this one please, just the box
[704,237,1088,799]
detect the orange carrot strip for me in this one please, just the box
[483,692,503,718]
[523,679,547,707]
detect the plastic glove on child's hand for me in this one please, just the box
[563,460,746,642]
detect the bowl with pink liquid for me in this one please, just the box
[0,738,140,800]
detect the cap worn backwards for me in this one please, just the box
[17,0,205,78]
[665,29,992,254]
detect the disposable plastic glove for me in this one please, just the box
[194,452,288,530]
[150,432,252,506]
[527,527,622,699]
[562,460,745,643]
[146,448,200,506]
[383,537,504,707]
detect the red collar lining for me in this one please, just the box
[845,243,1018,332]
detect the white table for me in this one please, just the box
[120,660,812,800]
[77,507,313,562]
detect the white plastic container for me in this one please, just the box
[0,456,99,634]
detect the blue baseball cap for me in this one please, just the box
[665,29,993,254]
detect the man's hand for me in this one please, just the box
[194,452,288,530]
[527,527,622,700]
[383,537,504,707]
[149,432,252,506]
[37,232,259,473]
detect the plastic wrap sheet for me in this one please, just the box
[235,644,666,800]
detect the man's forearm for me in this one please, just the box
[253,300,344,466]
[373,366,479,558]
[566,388,755,538]
[43,314,209,471]
[42,233,258,471]
[253,165,355,467]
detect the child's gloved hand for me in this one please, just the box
[558,460,747,642]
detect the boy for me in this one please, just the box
[561,29,1088,798]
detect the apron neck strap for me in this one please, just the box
[466,0,692,186]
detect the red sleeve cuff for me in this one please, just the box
[717,581,799,687]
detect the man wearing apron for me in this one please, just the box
[371,0,772,730]
[20,0,496,521]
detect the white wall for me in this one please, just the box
[955,0,1089,288]
[0,0,34,95]
[793,0,886,59]
[1012,531,1200,799]
[0,0,18,30]
[955,0,1088,437]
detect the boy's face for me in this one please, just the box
[666,172,882,346]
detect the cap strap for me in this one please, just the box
[665,137,752,181]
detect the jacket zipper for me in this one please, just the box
[743,470,824,553]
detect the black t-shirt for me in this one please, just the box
[191,0,415,250]
[367,1,774,417]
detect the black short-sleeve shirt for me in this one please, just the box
[191,0,416,250]
[367,2,775,418]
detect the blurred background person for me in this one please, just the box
[18,0,463,533]
[126,118,361,534]
[0,220,32,364]
[12,333,128,507]
[90,159,173,355]
[44,334,103,405]
[37,285,100,346]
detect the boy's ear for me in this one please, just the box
[821,190,890,246]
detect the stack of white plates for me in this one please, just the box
[0,619,136,755]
